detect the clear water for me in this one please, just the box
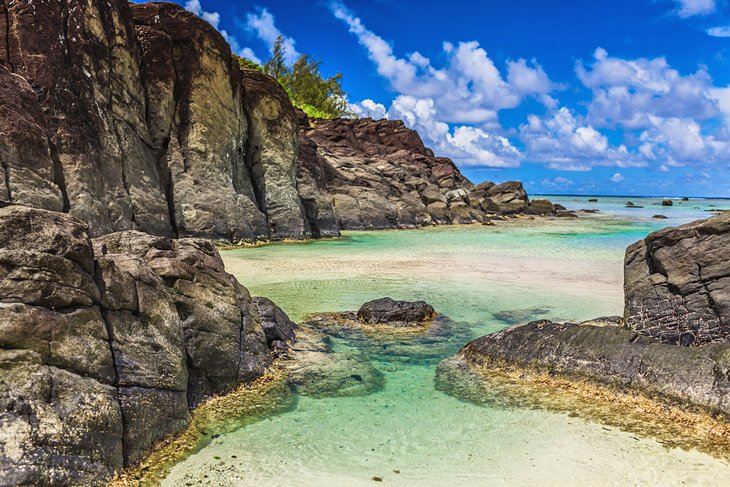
[163,197,730,486]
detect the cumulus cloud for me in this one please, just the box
[540,176,574,190]
[350,99,388,119]
[638,116,730,165]
[577,48,719,129]
[331,2,556,167]
[611,173,624,183]
[673,0,716,17]
[333,3,730,175]
[519,107,643,170]
[388,96,522,167]
[184,0,257,60]
[245,8,300,65]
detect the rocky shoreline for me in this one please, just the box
[437,212,730,454]
[0,0,559,246]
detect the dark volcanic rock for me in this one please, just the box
[254,296,298,345]
[624,211,730,345]
[1,1,555,242]
[662,199,673,206]
[93,231,271,406]
[357,297,436,325]
[442,318,730,417]
[0,206,281,485]
[296,117,550,229]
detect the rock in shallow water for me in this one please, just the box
[624,211,730,345]
[283,329,385,398]
[439,318,730,417]
[357,297,436,325]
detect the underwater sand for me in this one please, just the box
[163,197,730,486]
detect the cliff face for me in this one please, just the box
[0,1,552,244]
[0,1,306,241]
[0,205,281,485]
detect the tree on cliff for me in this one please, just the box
[264,35,350,119]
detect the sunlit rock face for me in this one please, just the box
[0,205,276,485]
[624,211,730,345]
[0,0,552,243]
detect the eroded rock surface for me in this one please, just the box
[440,318,730,417]
[357,297,436,325]
[624,211,730,345]
[0,206,278,485]
[297,117,557,230]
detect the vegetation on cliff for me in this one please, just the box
[262,35,350,119]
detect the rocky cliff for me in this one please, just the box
[0,1,554,244]
[0,205,286,486]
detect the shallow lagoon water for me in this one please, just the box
[163,198,730,486]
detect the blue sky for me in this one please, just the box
[164,0,729,196]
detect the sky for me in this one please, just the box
[155,0,730,197]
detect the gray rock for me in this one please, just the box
[624,211,730,345]
[439,319,730,417]
[0,206,287,484]
[357,297,436,325]
[254,296,298,345]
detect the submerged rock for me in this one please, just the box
[357,297,436,326]
[283,328,385,398]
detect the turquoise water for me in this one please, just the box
[163,197,730,486]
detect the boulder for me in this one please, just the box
[624,211,730,345]
[526,198,556,216]
[357,297,436,325]
[662,199,673,206]
[254,297,298,346]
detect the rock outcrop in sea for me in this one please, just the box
[624,212,730,345]
[437,211,730,422]
[0,1,555,245]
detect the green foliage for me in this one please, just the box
[264,36,351,119]
[263,36,288,81]
[233,54,263,72]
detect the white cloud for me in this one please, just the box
[707,26,730,37]
[540,176,575,190]
[674,0,716,17]
[611,173,624,183]
[388,96,522,167]
[519,107,643,170]
[333,3,730,176]
[638,116,730,164]
[331,2,556,167]
[184,0,257,60]
[240,47,261,65]
[246,8,300,65]
[350,99,388,119]
[577,48,719,129]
